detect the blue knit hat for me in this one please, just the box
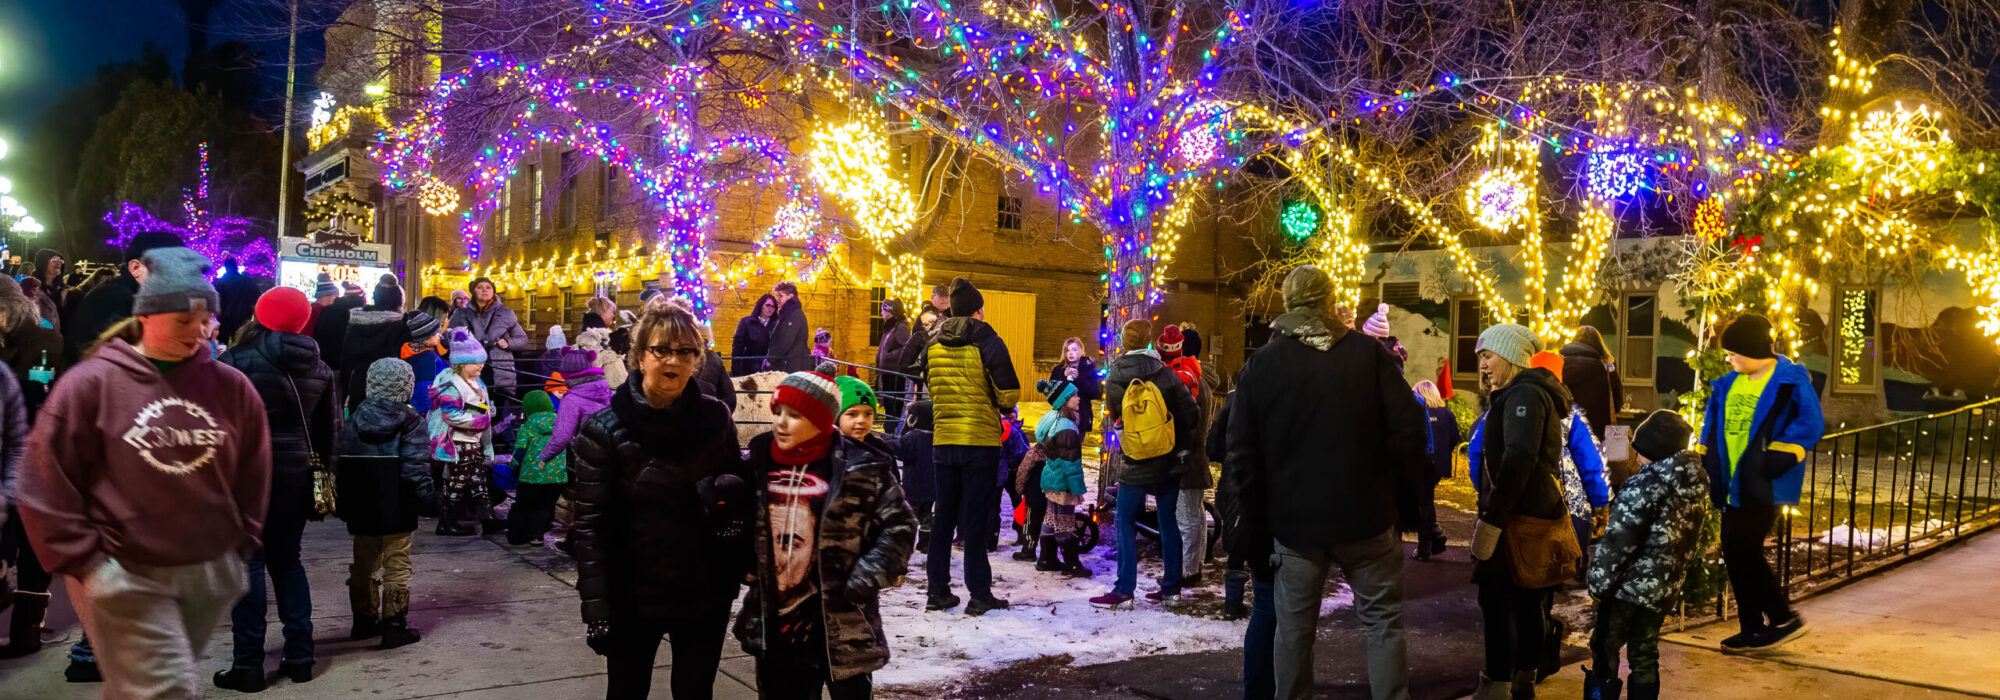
[1037,378,1077,408]
[447,327,487,365]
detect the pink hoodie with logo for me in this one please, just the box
[17,339,272,578]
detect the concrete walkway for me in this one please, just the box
[1537,527,2000,699]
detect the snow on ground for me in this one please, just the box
[874,529,1354,689]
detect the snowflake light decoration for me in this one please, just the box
[1586,148,1648,199]
[1281,200,1318,240]
[1465,168,1532,231]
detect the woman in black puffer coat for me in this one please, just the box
[215,292,341,689]
[569,303,749,700]
[1560,326,1623,439]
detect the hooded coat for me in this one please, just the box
[19,339,271,578]
[219,330,341,522]
[730,295,777,377]
[312,295,366,371]
[1104,348,1200,487]
[1220,318,1429,553]
[335,396,434,536]
[569,374,747,626]
[449,297,530,391]
[540,369,614,463]
[341,308,411,412]
[1474,366,1572,585]
[1560,340,1623,437]
[763,296,813,373]
[875,301,914,373]
[921,317,1020,447]
[1177,360,1218,490]
[62,273,139,360]
[1587,449,1710,612]
[1699,356,1824,508]
[736,432,917,681]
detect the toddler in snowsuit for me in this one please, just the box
[1586,410,1706,700]
[996,410,1033,552]
[508,390,565,545]
[1027,379,1090,576]
[898,401,938,551]
[337,358,436,648]
[430,328,494,536]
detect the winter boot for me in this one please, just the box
[378,616,422,650]
[965,595,1010,617]
[213,668,266,693]
[280,659,314,684]
[1473,673,1510,700]
[1583,667,1622,700]
[1064,540,1096,580]
[1510,669,1537,700]
[1013,533,1040,562]
[1222,568,1249,620]
[1625,679,1657,700]
[1035,537,1064,571]
[0,591,50,658]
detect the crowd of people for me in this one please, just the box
[0,237,1826,700]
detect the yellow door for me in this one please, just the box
[980,289,1039,395]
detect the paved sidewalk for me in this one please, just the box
[0,521,759,699]
[1536,527,2000,699]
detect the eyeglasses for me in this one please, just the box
[645,345,703,362]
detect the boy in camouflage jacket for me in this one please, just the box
[1584,410,1707,700]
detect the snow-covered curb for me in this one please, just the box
[874,535,1353,689]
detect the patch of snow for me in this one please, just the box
[1814,519,1948,549]
[874,533,1352,689]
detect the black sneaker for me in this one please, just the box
[1719,628,1765,653]
[925,593,961,611]
[64,659,101,683]
[1753,614,1811,649]
[965,596,1010,617]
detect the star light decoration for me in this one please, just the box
[1465,167,1531,231]
[105,142,274,276]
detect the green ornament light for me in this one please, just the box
[1282,200,1318,240]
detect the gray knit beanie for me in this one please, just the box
[1475,323,1541,369]
[132,248,220,316]
[366,357,416,403]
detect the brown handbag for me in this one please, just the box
[1504,510,1581,589]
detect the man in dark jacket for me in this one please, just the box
[340,284,411,412]
[336,358,435,649]
[1701,314,1823,653]
[214,257,264,342]
[918,278,1019,616]
[313,287,367,373]
[762,282,812,373]
[63,231,183,360]
[1469,322,1571,697]
[1088,318,1199,609]
[1221,265,1428,700]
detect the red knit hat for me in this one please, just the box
[1158,324,1185,359]
[770,371,841,435]
[255,287,314,335]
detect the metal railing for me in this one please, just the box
[1762,397,2000,597]
[718,354,927,433]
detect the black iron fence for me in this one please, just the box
[717,354,927,433]
[1765,397,2000,596]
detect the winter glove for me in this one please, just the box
[1472,520,1502,561]
[697,475,751,538]
[585,621,615,656]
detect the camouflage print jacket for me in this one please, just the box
[735,432,918,681]
[1587,449,1711,612]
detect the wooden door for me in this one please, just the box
[981,289,1039,395]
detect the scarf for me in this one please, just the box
[1271,309,1347,352]
[771,431,833,467]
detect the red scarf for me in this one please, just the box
[771,431,833,466]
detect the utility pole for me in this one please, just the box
[276,0,299,241]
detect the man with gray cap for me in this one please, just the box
[1220,265,1429,700]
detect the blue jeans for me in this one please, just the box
[929,446,999,599]
[231,509,313,669]
[1244,571,1276,700]
[1113,480,1181,596]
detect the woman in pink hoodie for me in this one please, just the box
[16,247,272,698]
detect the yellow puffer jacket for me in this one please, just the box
[923,317,1020,446]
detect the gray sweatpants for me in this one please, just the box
[69,552,247,700]
[1177,488,1207,579]
[1273,528,1411,700]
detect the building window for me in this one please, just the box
[1837,288,1879,388]
[1623,294,1656,381]
[868,287,888,347]
[997,195,1023,232]
[558,151,578,229]
[1453,298,1484,376]
[527,163,544,236]
[599,166,616,219]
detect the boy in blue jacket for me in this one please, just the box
[1701,314,1824,652]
